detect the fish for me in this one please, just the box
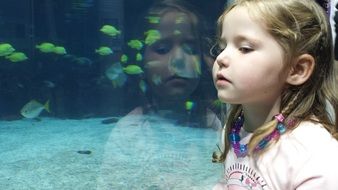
[105,63,123,80]
[185,100,194,111]
[0,43,15,56]
[105,63,127,87]
[144,29,161,45]
[75,57,93,65]
[127,39,143,50]
[95,46,113,56]
[20,100,50,119]
[36,42,56,53]
[139,80,147,93]
[145,16,161,24]
[123,65,144,75]
[135,52,143,61]
[76,150,92,154]
[5,52,28,62]
[43,80,56,88]
[100,25,121,37]
[53,46,67,55]
[120,54,128,63]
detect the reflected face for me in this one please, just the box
[144,11,201,101]
[212,6,287,106]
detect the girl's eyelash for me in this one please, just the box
[239,46,253,53]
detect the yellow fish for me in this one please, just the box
[185,100,194,111]
[127,39,143,50]
[100,25,121,37]
[135,52,143,61]
[145,16,161,24]
[144,29,161,45]
[20,100,50,119]
[95,46,113,56]
[5,52,28,62]
[0,43,15,56]
[120,54,128,63]
[123,65,144,75]
[36,42,56,53]
[53,46,67,55]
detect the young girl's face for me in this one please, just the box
[144,11,201,101]
[212,6,289,106]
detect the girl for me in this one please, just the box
[211,0,338,189]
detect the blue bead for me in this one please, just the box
[258,139,268,148]
[229,133,240,141]
[277,123,286,134]
[240,144,247,152]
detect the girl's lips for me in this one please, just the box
[215,73,231,86]
[165,76,189,82]
[164,76,190,85]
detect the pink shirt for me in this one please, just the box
[214,121,338,190]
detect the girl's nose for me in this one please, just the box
[215,49,229,68]
[173,46,185,60]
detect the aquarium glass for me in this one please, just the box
[0,0,228,189]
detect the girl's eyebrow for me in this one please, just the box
[220,34,260,45]
[233,35,259,44]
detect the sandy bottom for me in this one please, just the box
[0,116,223,190]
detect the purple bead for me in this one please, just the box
[271,130,279,138]
[274,113,285,122]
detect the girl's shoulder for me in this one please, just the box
[285,120,338,152]
[256,121,338,189]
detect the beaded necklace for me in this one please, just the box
[229,112,287,157]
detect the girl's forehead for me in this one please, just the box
[220,6,267,38]
[153,11,197,38]
[158,12,192,29]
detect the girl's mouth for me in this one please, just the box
[215,73,231,86]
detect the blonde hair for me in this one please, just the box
[213,0,338,162]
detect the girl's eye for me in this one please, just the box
[152,43,172,54]
[150,40,173,55]
[239,47,253,53]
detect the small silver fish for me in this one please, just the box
[20,100,50,119]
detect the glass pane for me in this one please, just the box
[0,0,227,189]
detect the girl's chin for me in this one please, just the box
[217,95,238,105]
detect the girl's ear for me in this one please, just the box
[286,54,315,85]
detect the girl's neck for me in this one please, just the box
[241,101,281,133]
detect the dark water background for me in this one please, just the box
[0,0,227,119]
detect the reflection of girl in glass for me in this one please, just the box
[125,0,221,129]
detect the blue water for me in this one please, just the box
[0,116,223,189]
[0,1,226,189]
